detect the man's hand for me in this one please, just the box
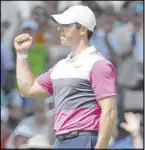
[120,112,143,149]
[14,34,33,54]
[14,34,48,97]
[120,112,141,137]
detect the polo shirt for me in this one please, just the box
[37,46,116,135]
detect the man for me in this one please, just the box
[114,2,143,89]
[1,19,15,94]
[14,5,117,149]
[90,9,121,68]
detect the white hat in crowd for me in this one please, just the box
[20,134,50,148]
[51,5,96,32]
[1,106,9,122]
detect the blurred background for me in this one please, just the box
[1,1,144,149]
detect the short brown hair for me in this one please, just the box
[75,22,95,40]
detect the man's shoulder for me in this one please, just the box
[90,52,115,72]
[82,50,113,74]
[88,50,106,64]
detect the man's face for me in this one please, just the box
[32,8,48,26]
[57,23,81,46]
[14,135,29,148]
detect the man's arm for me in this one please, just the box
[90,59,117,149]
[14,34,49,97]
[95,96,117,149]
[16,58,48,97]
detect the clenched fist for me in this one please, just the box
[14,34,33,54]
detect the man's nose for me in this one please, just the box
[57,25,64,32]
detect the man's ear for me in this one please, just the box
[80,26,88,36]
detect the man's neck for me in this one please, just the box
[71,39,90,57]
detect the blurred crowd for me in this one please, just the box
[1,1,143,149]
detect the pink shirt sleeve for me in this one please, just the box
[90,59,116,100]
[36,68,53,94]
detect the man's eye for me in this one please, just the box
[62,24,69,27]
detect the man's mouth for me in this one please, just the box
[60,35,65,37]
[60,35,66,40]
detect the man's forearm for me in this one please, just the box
[95,109,116,148]
[16,57,35,96]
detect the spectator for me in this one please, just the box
[30,5,50,45]
[6,124,35,148]
[30,4,61,47]
[1,106,11,149]
[130,37,143,90]
[7,89,23,131]
[1,1,22,48]
[114,1,133,28]
[20,97,55,148]
[115,2,143,89]
[1,19,16,95]
[112,1,143,121]
[90,9,121,68]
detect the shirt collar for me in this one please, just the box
[66,46,97,62]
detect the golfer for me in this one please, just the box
[14,5,117,149]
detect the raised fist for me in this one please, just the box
[14,34,33,54]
